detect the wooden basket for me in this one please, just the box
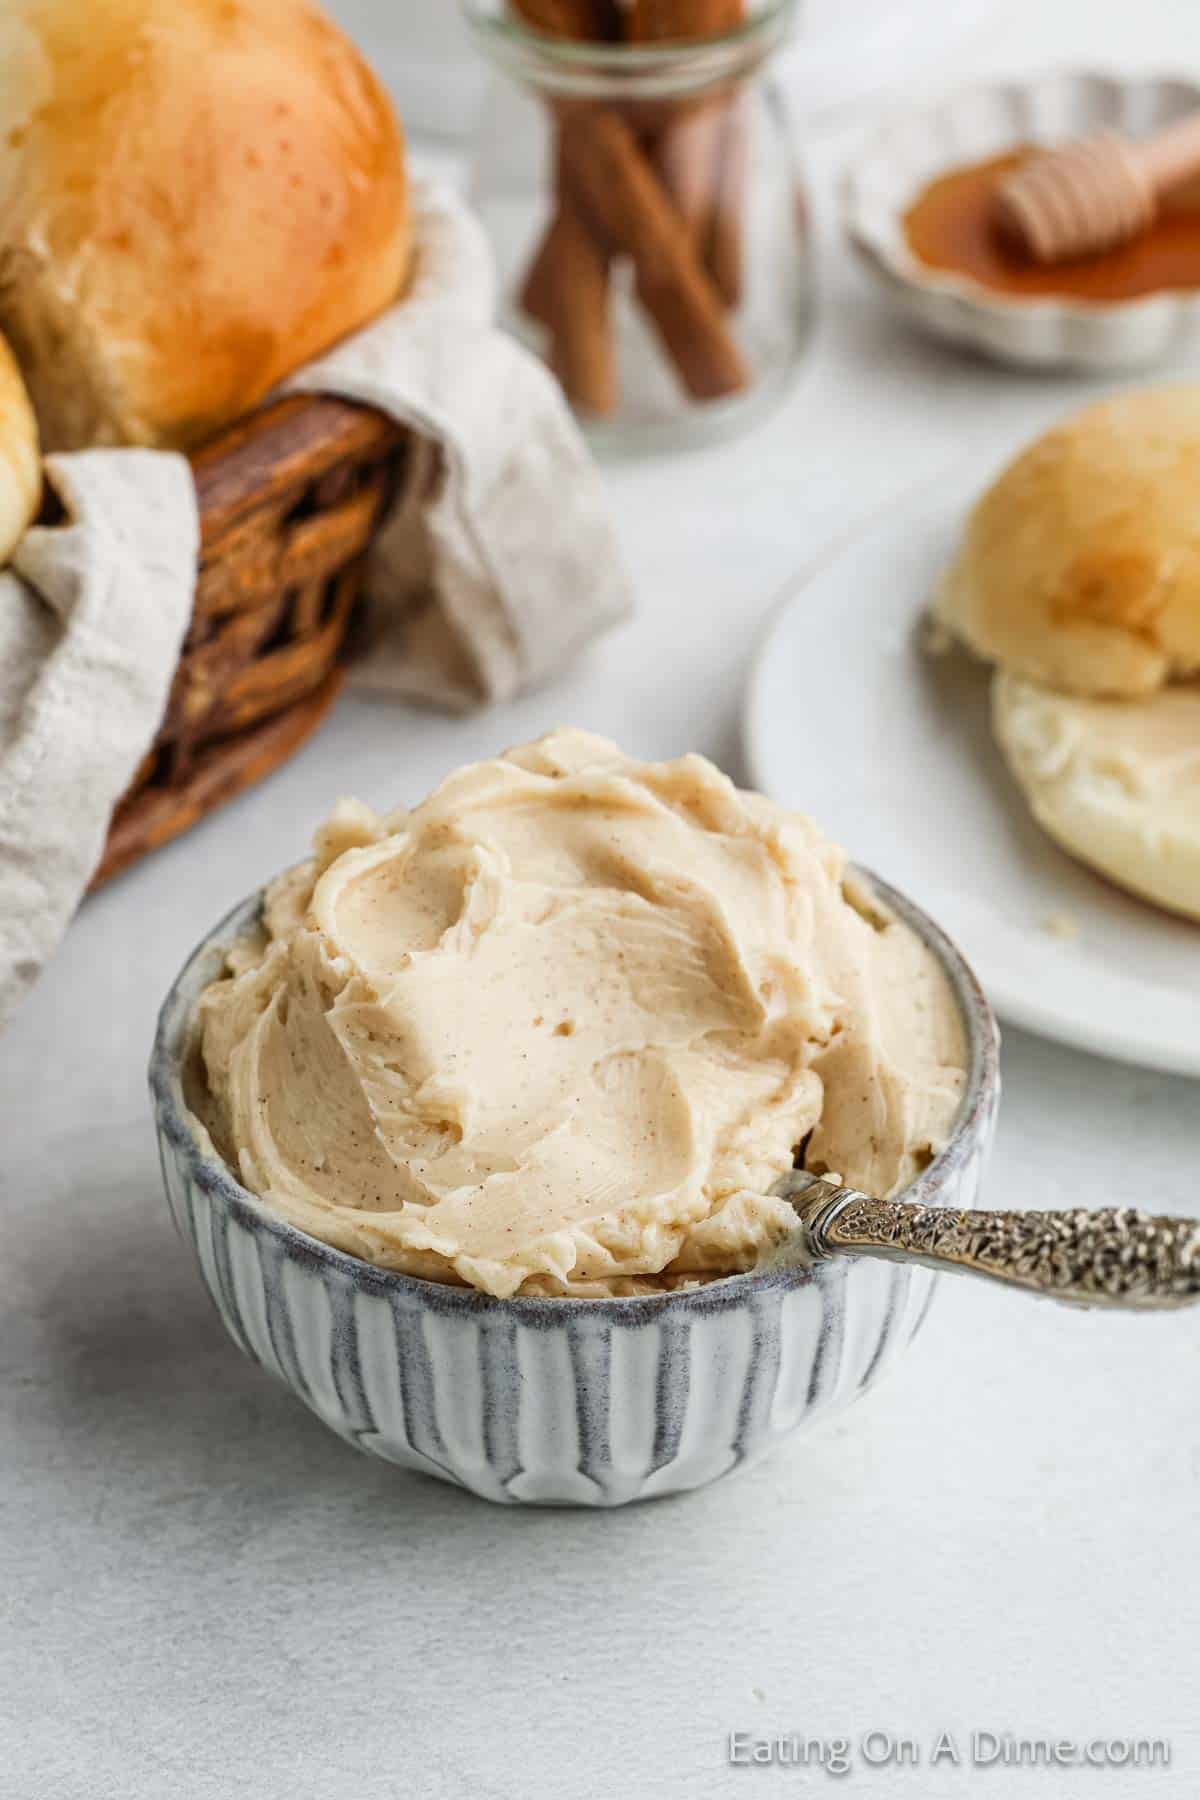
[92,395,408,887]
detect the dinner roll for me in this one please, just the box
[0,331,40,564]
[992,671,1200,922]
[936,387,1200,698]
[0,0,411,451]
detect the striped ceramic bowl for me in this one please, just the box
[151,876,999,1507]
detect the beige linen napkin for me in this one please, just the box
[292,182,633,709]
[0,181,632,1023]
[0,453,197,1025]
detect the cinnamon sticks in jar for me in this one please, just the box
[511,0,749,416]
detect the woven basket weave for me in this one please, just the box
[92,395,408,887]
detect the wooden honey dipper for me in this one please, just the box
[993,112,1200,263]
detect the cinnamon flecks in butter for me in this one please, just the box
[197,732,965,1296]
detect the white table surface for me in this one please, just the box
[3,4,1198,1796]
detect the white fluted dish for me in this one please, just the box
[844,71,1200,370]
[150,878,999,1507]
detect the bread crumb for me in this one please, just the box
[1042,910,1079,940]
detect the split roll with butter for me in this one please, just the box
[935,386,1200,920]
[195,732,966,1298]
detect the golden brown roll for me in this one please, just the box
[0,0,411,452]
[935,386,1200,698]
[0,332,40,563]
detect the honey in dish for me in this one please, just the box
[904,149,1200,301]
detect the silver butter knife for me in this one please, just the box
[774,1171,1200,1311]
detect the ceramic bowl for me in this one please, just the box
[150,875,999,1507]
[843,70,1200,370]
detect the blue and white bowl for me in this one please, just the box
[151,875,999,1507]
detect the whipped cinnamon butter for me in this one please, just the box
[196,732,966,1297]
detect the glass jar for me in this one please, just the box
[462,0,811,453]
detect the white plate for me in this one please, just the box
[743,473,1200,1077]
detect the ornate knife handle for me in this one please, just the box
[776,1172,1200,1310]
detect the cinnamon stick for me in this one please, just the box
[560,108,747,398]
[623,0,744,42]
[511,0,749,411]
[654,100,727,244]
[520,224,560,331]
[706,90,747,306]
[527,192,617,414]
[627,0,746,305]
[511,0,617,37]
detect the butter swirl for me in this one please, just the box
[198,732,965,1296]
